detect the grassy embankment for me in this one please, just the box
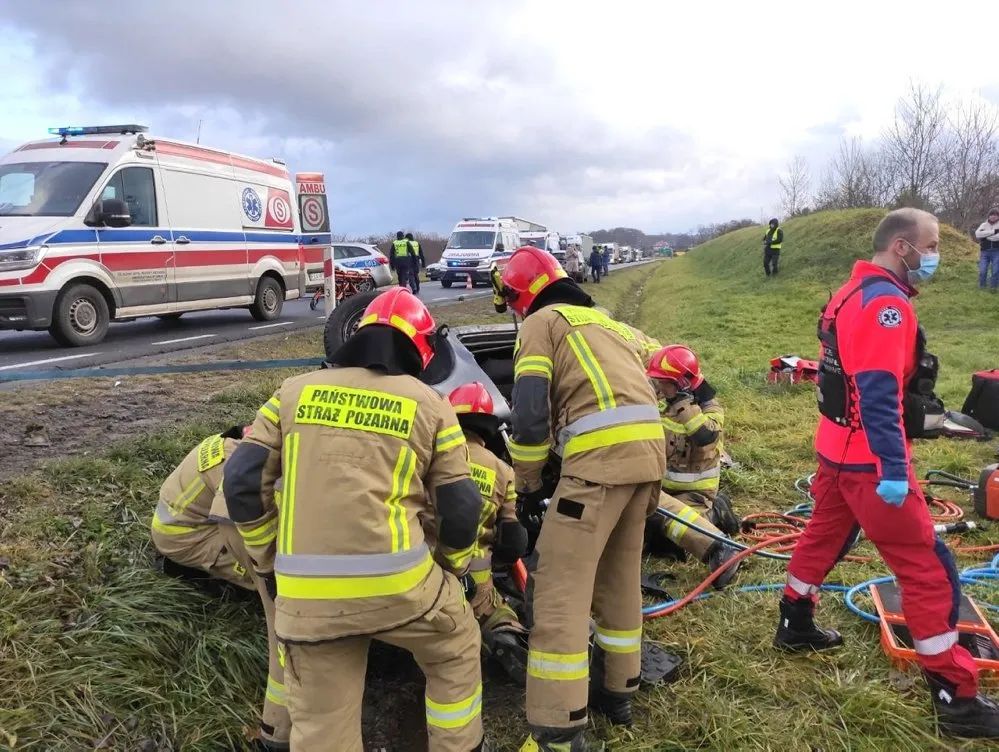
[0,270,645,751]
[3,217,998,751]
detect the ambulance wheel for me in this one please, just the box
[49,282,110,347]
[323,289,380,359]
[441,279,453,288]
[250,276,284,322]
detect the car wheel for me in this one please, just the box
[323,289,381,359]
[441,279,453,288]
[49,282,110,347]
[250,276,284,322]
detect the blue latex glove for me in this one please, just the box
[876,479,909,507]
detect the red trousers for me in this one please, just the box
[786,464,979,696]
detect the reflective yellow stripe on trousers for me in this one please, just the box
[426,683,483,730]
[527,650,589,681]
[594,625,642,654]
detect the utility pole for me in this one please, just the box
[196,119,203,145]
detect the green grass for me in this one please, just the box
[1,242,996,751]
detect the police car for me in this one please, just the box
[330,243,392,287]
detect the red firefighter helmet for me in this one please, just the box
[448,382,495,415]
[646,345,704,390]
[357,287,437,367]
[499,246,568,316]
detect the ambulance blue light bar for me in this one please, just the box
[48,124,148,137]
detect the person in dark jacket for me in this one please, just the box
[405,232,426,294]
[602,247,611,276]
[589,248,603,283]
[763,218,784,277]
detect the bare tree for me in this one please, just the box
[882,82,947,207]
[938,99,999,230]
[778,156,811,217]
[816,138,872,209]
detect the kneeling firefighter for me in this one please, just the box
[495,247,666,752]
[152,426,255,590]
[645,345,741,588]
[225,287,487,752]
[448,382,530,683]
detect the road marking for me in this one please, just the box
[316,315,327,319]
[0,353,99,371]
[151,334,217,345]
[249,321,294,330]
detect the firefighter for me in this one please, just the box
[151,425,254,590]
[763,218,783,277]
[448,382,530,683]
[406,232,427,294]
[224,287,487,752]
[644,345,741,587]
[390,230,414,290]
[775,208,999,738]
[495,247,666,752]
[217,480,292,751]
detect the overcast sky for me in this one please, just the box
[3,1,998,237]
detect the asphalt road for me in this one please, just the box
[0,259,657,372]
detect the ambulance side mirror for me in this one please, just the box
[85,198,132,228]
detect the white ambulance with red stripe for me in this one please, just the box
[0,125,331,346]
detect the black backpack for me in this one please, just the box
[961,370,999,430]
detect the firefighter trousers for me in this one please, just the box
[220,526,291,748]
[470,573,520,631]
[527,476,660,730]
[153,524,255,590]
[649,490,722,561]
[282,572,483,752]
[786,464,979,696]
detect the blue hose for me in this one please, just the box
[643,556,998,619]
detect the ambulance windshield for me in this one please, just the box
[447,231,495,250]
[0,161,107,217]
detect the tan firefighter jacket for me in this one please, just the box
[660,390,724,497]
[223,366,483,642]
[509,304,666,491]
[153,432,239,540]
[466,437,518,586]
[625,323,662,368]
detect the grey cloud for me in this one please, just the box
[2,2,740,234]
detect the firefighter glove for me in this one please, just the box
[516,488,547,528]
[460,572,477,601]
[876,479,908,507]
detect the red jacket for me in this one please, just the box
[814,261,918,481]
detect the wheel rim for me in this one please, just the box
[263,285,279,313]
[343,310,364,340]
[360,279,374,292]
[68,298,98,335]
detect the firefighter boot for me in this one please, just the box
[588,645,633,726]
[704,542,741,589]
[520,727,606,751]
[773,595,843,651]
[927,673,999,738]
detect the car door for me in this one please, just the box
[96,164,174,309]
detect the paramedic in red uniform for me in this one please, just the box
[773,208,999,739]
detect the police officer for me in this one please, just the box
[496,247,666,752]
[224,288,486,751]
[645,345,741,588]
[390,230,414,290]
[406,232,426,294]
[763,218,783,276]
[152,425,254,590]
[775,208,999,738]
[447,382,530,683]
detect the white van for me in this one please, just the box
[439,217,521,288]
[0,125,331,346]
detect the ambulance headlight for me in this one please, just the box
[0,245,43,272]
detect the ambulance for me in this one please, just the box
[0,125,331,346]
[439,217,523,288]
